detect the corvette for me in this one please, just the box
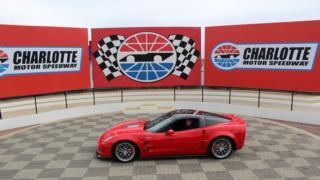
[96,109,246,162]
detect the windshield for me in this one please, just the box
[144,109,195,130]
[144,112,173,130]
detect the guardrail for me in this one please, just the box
[0,87,319,119]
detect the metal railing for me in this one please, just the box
[0,86,320,119]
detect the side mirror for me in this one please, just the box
[166,129,174,136]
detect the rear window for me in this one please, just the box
[204,115,230,127]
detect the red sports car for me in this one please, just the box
[96,109,246,162]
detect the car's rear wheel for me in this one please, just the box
[112,141,137,162]
[209,137,233,159]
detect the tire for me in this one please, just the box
[112,141,137,162]
[208,137,233,159]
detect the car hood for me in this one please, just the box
[106,120,146,134]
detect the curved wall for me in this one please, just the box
[0,87,319,131]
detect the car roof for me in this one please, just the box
[168,109,196,115]
[169,109,224,118]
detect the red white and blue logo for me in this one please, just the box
[93,32,200,82]
[0,50,9,75]
[0,47,83,78]
[211,44,240,70]
[211,42,318,71]
[117,32,176,82]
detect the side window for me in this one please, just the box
[170,118,199,132]
[204,116,229,127]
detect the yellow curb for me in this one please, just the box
[1,112,320,144]
[0,114,100,140]
[0,124,41,140]
[256,118,320,141]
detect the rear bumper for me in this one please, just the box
[235,136,245,150]
[235,123,247,150]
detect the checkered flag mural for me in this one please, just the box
[93,35,125,80]
[93,33,199,81]
[168,34,200,80]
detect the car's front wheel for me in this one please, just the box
[209,137,233,159]
[112,141,137,162]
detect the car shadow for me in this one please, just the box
[95,154,223,163]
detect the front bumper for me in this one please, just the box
[96,142,112,157]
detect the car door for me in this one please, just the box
[170,126,204,155]
[143,116,205,156]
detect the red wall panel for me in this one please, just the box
[0,25,90,98]
[205,20,320,92]
[91,27,201,88]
